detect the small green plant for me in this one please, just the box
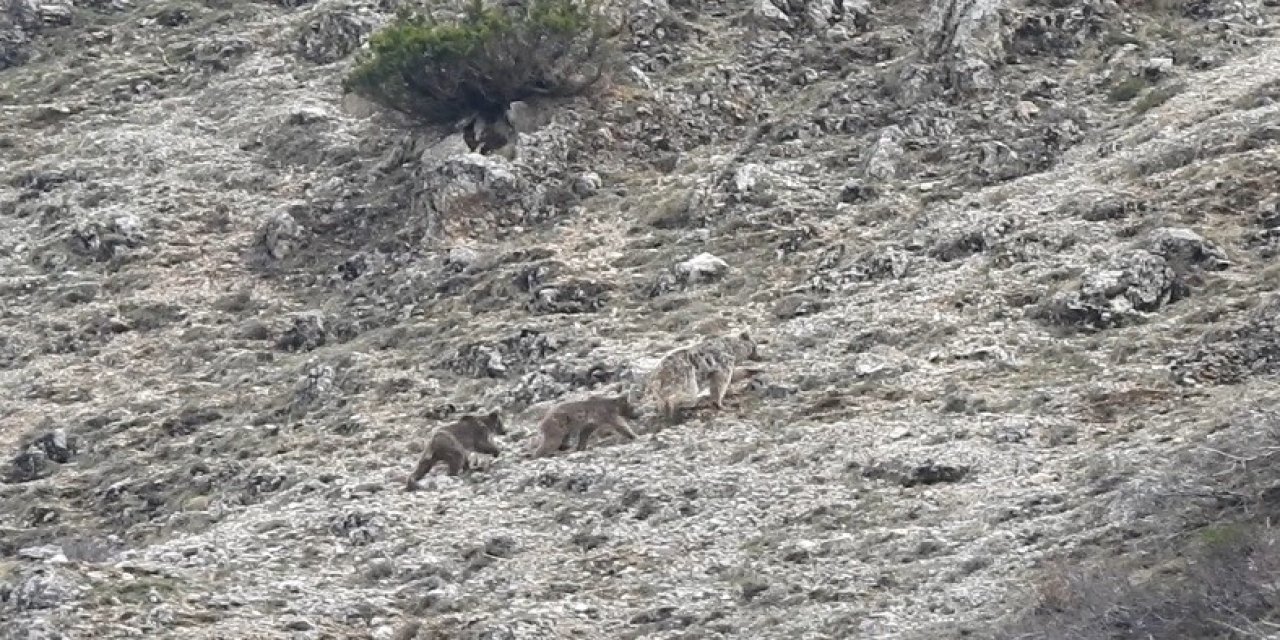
[1132,81,1183,114]
[1197,522,1252,552]
[345,0,611,125]
[1108,74,1150,102]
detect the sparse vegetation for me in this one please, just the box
[344,0,612,125]
[1108,74,1151,103]
[999,522,1280,639]
[1132,81,1184,114]
[999,416,1280,639]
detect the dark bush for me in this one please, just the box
[344,0,611,125]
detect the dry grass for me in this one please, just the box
[997,411,1280,639]
[999,523,1280,639]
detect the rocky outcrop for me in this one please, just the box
[1,0,72,70]
[917,0,1008,95]
[1172,294,1280,386]
[1036,250,1186,330]
[294,8,374,64]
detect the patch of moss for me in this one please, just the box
[1196,522,1251,551]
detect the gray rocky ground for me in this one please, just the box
[3,0,1280,637]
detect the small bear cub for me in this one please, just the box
[533,394,641,457]
[406,411,505,490]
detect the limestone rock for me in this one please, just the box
[527,278,612,315]
[262,209,304,260]
[290,360,337,414]
[920,0,1008,94]
[675,252,730,284]
[861,460,971,487]
[67,214,146,262]
[447,330,561,380]
[0,0,73,70]
[277,311,327,352]
[572,171,602,198]
[422,154,525,237]
[745,0,867,33]
[863,126,906,181]
[295,9,374,64]
[746,0,791,30]
[1171,293,1280,386]
[1144,227,1230,271]
[444,245,484,273]
[1037,250,1185,330]
[4,566,86,611]
[839,179,878,203]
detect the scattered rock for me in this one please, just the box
[862,126,905,181]
[422,154,525,237]
[746,0,792,30]
[295,9,373,64]
[261,208,304,260]
[447,330,561,379]
[772,294,824,319]
[482,535,517,559]
[527,470,597,493]
[445,245,484,273]
[848,247,912,281]
[66,215,146,262]
[675,252,730,285]
[161,406,223,437]
[571,530,610,551]
[4,566,86,611]
[731,163,782,205]
[189,35,254,72]
[1171,293,1280,386]
[1036,250,1185,330]
[572,171,602,197]
[277,311,327,352]
[5,428,76,484]
[739,577,771,601]
[527,278,612,315]
[629,604,696,629]
[1144,227,1230,271]
[290,360,336,413]
[1,0,72,70]
[33,428,75,464]
[328,511,383,545]
[150,4,192,27]
[744,0,863,33]
[622,0,677,42]
[0,30,29,72]
[744,374,796,399]
[470,624,516,640]
[336,251,376,281]
[839,179,879,203]
[16,545,66,562]
[860,460,970,487]
[918,0,1006,95]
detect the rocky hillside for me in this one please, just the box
[4,0,1280,637]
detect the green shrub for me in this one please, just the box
[1107,74,1150,103]
[345,0,611,125]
